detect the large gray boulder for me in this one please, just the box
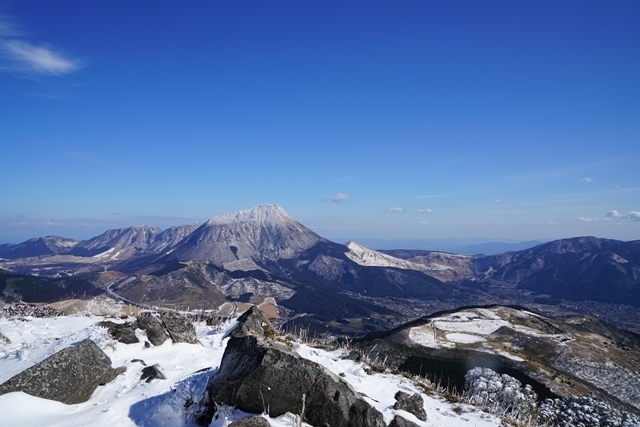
[98,320,140,344]
[160,310,198,344]
[394,391,427,421]
[0,339,119,404]
[137,312,169,346]
[136,311,198,345]
[201,306,385,427]
[389,415,420,427]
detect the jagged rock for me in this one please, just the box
[230,306,275,339]
[228,416,271,427]
[98,320,139,344]
[160,310,198,344]
[137,312,169,346]
[201,307,385,427]
[389,415,420,427]
[394,391,427,421]
[0,339,117,404]
[140,365,166,382]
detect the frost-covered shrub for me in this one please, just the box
[464,367,538,423]
[0,303,63,318]
[539,396,640,427]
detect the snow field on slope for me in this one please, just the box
[0,313,502,427]
[294,343,502,427]
[408,308,549,351]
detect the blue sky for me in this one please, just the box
[1,1,639,243]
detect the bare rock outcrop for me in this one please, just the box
[389,415,420,427]
[201,306,385,427]
[160,310,198,344]
[0,339,120,404]
[98,320,140,344]
[393,391,427,421]
[137,312,169,345]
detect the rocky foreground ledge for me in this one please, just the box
[200,306,391,427]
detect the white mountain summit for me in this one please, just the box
[170,204,325,266]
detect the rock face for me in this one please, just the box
[393,391,427,421]
[0,339,118,404]
[137,312,169,346]
[202,306,385,427]
[140,365,166,382]
[389,416,420,427]
[101,311,197,346]
[160,311,198,344]
[98,320,140,344]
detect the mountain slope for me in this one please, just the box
[0,236,78,259]
[146,223,201,255]
[0,268,102,303]
[170,204,325,266]
[66,225,163,258]
[516,240,640,304]
[345,241,430,271]
[354,304,640,415]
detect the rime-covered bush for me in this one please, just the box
[539,396,640,427]
[464,367,538,423]
[0,303,63,318]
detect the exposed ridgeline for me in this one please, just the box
[385,236,640,306]
[473,237,640,305]
[65,225,163,257]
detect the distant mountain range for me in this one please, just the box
[0,236,78,259]
[1,204,639,325]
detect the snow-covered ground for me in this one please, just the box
[0,309,506,427]
[408,307,549,361]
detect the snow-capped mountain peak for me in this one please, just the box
[205,204,291,226]
[172,204,324,265]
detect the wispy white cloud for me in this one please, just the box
[418,221,429,225]
[576,217,597,223]
[580,177,594,185]
[2,40,82,75]
[545,221,558,226]
[386,207,405,213]
[0,16,82,77]
[606,210,621,219]
[494,199,501,204]
[607,210,640,221]
[328,192,349,203]
[626,211,640,220]
[417,208,433,214]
